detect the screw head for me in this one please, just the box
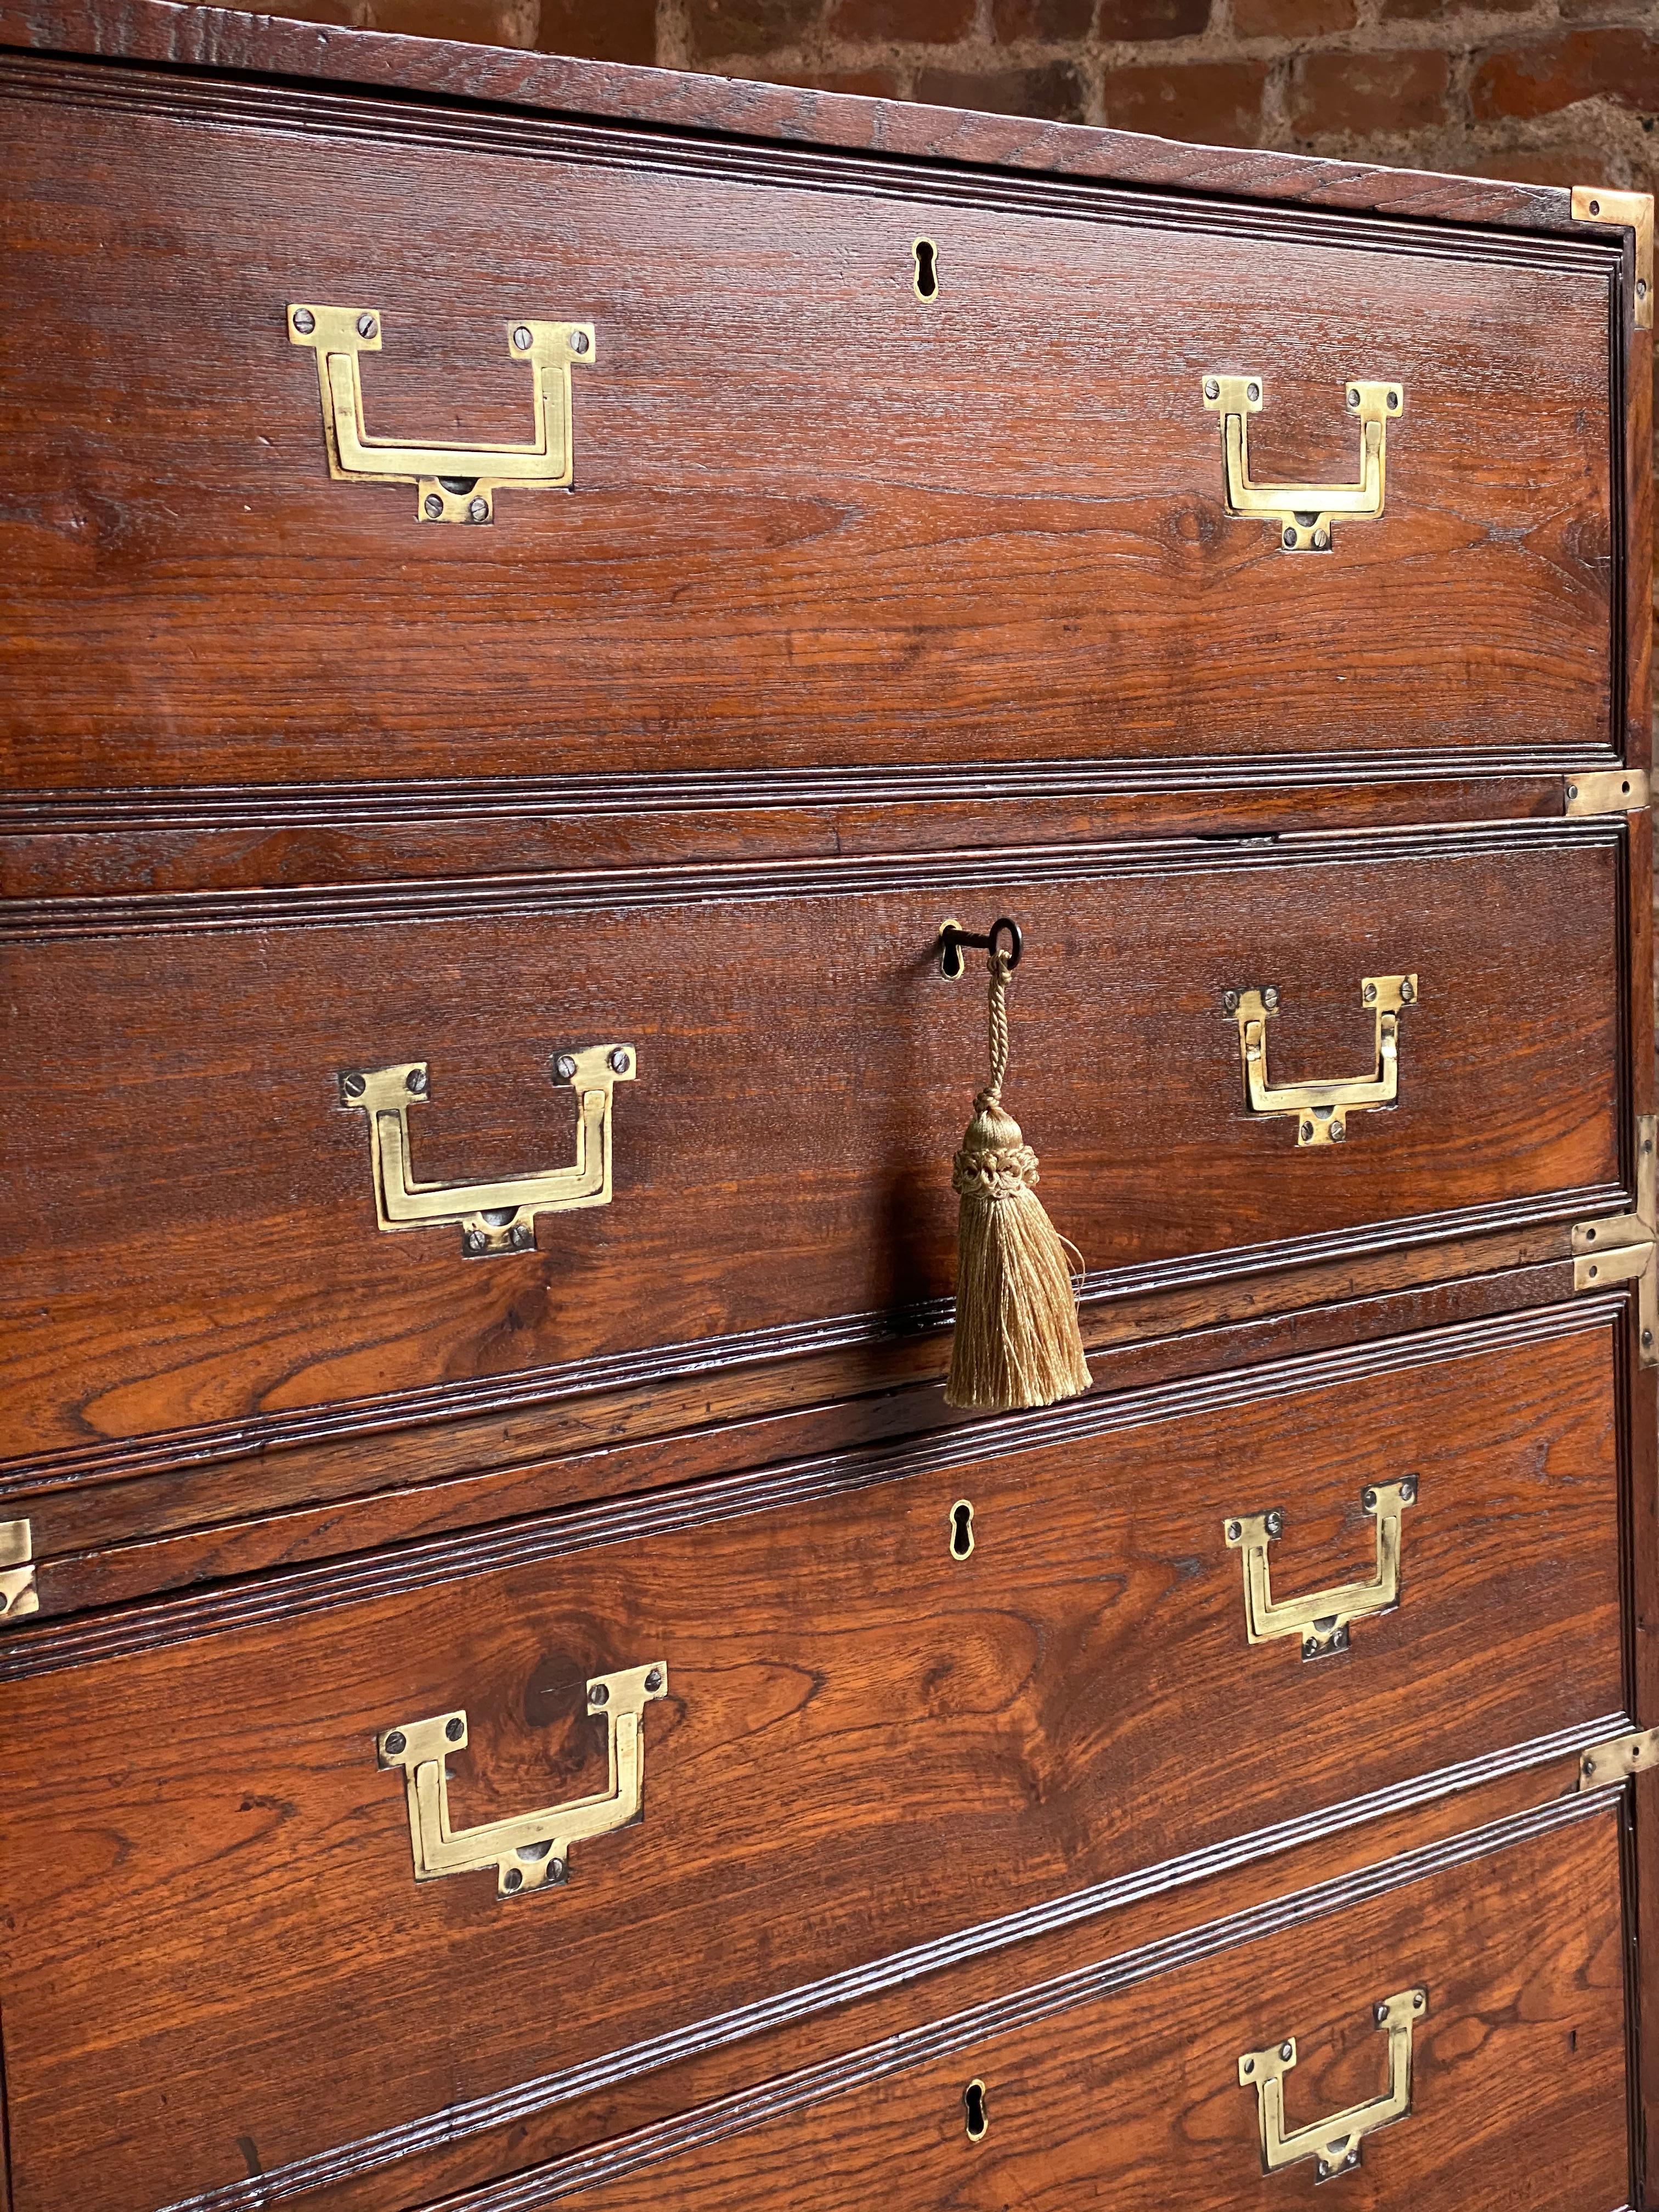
[1262,986,1279,1010]
[383,1730,407,1757]
[608,1047,631,1074]
[1401,1477,1417,1502]
[1312,528,1329,550]
[590,1681,610,1707]
[1283,526,1297,549]
[1399,979,1415,1003]
[1347,386,1361,409]
[1413,1993,1424,2011]
[1330,1121,1346,1142]
[511,1223,532,1250]
[342,1071,366,1099]
[569,329,591,354]
[467,496,489,523]
[554,1052,579,1081]
[1222,989,1239,1013]
[1588,1263,1599,1280]
[1363,1486,1377,1510]
[549,1856,566,1881]
[1300,1120,1314,1141]
[445,1716,464,1742]
[291,307,316,334]
[1644,1330,1654,1350]
[1585,1226,1598,1243]
[1567,783,1579,801]
[1387,390,1399,409]
[1266,1511,1284,1538]
[406,1067,427,1094]
[1204,376,1220,400]
[1374,2001,1389,2024]
[1345,2152,1359,2169]
[1243,2057,1255,2076]
[514,325,534,351]
[645,1666,664,1692]
[1585,1753,1598,1775]
[1303,1638,1317,1658]
[357,312,378,339]
[1364,981,1378,1004]
[1280,2042,1294,2062]
[1246,381,1260,403]
[464,1229,484,1254]
[1227,1520,1242,1542]
[503,1867,523,1893]
[424,493,445,519]
[1589,198,1601,215]
[1640,279,1650,301]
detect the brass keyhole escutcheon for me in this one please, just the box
[963,2078,989,2142]
[913,237,939,300]
[950,1499,976,1561]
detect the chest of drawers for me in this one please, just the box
[0,7,1654,2207]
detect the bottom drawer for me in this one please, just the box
[526,1793,1630,2210]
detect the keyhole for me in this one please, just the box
[913,238,939,300]
[963,2079,988,2142]
[950,1499,975,1560]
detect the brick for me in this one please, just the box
[536,0,654,61]
[1470,29,1659,123]
[1099,58,1266,145]
[1233,0,1353,37]
[1097,0,1209,40]
[362,0,538,38]
[994,0,1094,46]
[831,0,971,41]
[686,0,821,54]
[912,61,1087,119]
[1288,47,1450,137]
[763,63,907,91]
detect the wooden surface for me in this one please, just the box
[0,1312,1624,2212]
[0,60,1626,791]
[0,827,1629,1478]
[531,1798,1628,2212]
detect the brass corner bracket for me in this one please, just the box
[1573,1114,1657,1364]
[1564,768,1650,817]
[1201,373,1403,550]
[0,1521,38,1626]
[1578,1725,1659,1791]
[1572,188,1654,330]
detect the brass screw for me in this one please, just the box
[1399,979,1415,1002]
[549,1857,566,1881]
[1374,2002,1389,2024]
[357,313,378,339]
[406,1068,427,1094]
[590,1681,610,1706]
[1347,386,1360,409]
[1300,1121,1313,1141]
[291,307,315,334]
[1266,1511,1284,1538]
[1227,1521,1242,1542]
[445,1717,464,1742]
[1262,986,1279,1009]
[1243,2057,1255,2076]
[1279,2042,1293,2062]
[424,493,444,519]
[1387,391,1399,410]
[554,1053,579,1081]
[645,1667,664,1692]
[1283,526,1297,549]
[609,1048,631,1074]
[1363,1487,1377,1509]
[464,1229,485,1255]
[1330,1121,1346,1142]
[342,1072,365,1099]
[1401,1477,1418,1502]
[384,1731,407,1756]
[467,497,489,524]
[1567,783,1579,801]
[1204,377,1220,400]
[1312,528,1329,550]
[503,1867,524,1893]
[1364,983,1378,1003]
[569,330,591,354]
[514,325,534,351]
[1247,381,1260,403]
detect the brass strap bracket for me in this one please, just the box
[1564,768,1650,816]
[1226,1481,1414,1661]
[1579,1725,1659,1791]
[288,304,596,521]
[1226,975,1417,1146]
[1239,1988,1424,2182]
[1201,374,1402,550]
[0,1520,38,1626]
[1573,1115,1657,1364]
[340,1043,636,1257]
[377,1662,668,1898]
[1571,188,1654,330]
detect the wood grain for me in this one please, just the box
[0,1322,1624,2212]
[0,65,1623,791]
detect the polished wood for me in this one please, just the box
[0,826,1630,1480]
[0,1308,1627,2212]
[0,56,1632,791]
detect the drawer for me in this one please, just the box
[0,62,1631,792]
[0,821,1630,1477]
[516,1793,1631,2211]
[0,1303,1627,2212]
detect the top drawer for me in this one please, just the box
[0,65,1631,791]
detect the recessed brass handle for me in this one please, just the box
[1201,374,1403,551]
[1224,1479,1416,1661]
[376,1662,668,1899]
[338,1043,636,1257]
[1224,974,1417,1147]
[1239,1988,1424,2182]
[287,304,595,523]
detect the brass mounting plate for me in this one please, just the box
[1573,1115,1657,1363]
[1226,1481,1414,1660]
[1572,188,1654,330]
[1239,1988,1424,2182]
[1564,769,1650,816]
[1578,1725,1659,1791]
[0,1520,38,1625]
[1227,974,1416,1145]
[1201,374,1402,550]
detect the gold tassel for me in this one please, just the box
[944,945,1091,1413]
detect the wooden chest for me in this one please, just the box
[0,6,1654,2207]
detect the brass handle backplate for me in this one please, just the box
[1201,375,1403,551]
[1239,1987,1424,2182]
[288,304,596,522]
[1225,1480,1415,1661]
[338,1043,636,1257]
[1226,974,1418,1146]
[377,1662,668,1899]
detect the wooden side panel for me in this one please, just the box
[0,1317,1624,2212]
[0,74,1620,788]
[0,829,1626,1474]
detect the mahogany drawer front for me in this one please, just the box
[0,64,1629,793]
[528,1798,1630,2212]
[0,822,1632,1477]
[0,1306,1626,2212]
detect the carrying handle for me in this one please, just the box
[1201,375,1403,551]
[1225,1481,1415,1661]
[1224,975,1418,1147]
[1239,1988,1425,2182]
[376,1663,668,1899]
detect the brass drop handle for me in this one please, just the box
[287,304,596,522]
[1224,974,1418,1147]
[376,1662,668,1899]
[1201,374,1403,551]
[1239,1988,1425,2182]
[338,1043,636,1257]
[1224,1479,1415,1661]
